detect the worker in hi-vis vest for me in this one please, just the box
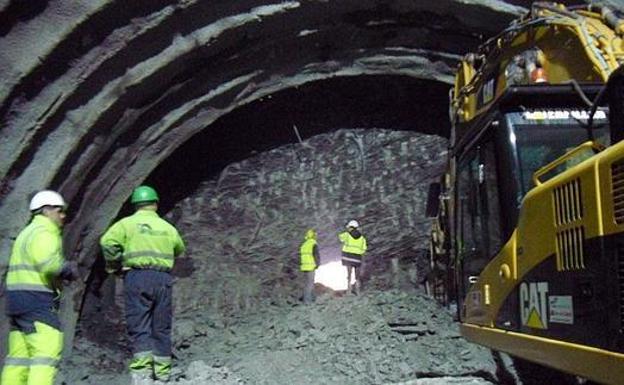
[100,185,185,385]
[338,219,367,294]
[299,229,320,304]
[1,190,79,385]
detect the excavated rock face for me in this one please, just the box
[1,0,606,367]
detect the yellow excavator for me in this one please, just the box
[426,3,624,384]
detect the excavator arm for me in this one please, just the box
[453,2,624,130]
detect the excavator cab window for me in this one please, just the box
[506,110,609,196]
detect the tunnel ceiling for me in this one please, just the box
[2,0,610,338]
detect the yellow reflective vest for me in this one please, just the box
[339,231,367,255]
[300,239,317,272]
[6,215,65,294]
[100,209,185,272]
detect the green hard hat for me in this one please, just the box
[131,185,159,204]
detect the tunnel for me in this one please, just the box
[0,0,603,383]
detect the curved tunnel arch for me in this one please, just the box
[0,0,532,352]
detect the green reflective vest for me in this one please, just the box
[100,209,185,272]
[6,215,64,293]
[339,232,367,255]
[300,239,317,272]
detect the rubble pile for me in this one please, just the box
[60,289,501,385]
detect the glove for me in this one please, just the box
[105,260,123,275]
[59,261,80,282]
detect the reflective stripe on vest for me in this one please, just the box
[340,233,366,255]
[6,218,62,293]
[124,251,175,270]
[341,255,362,264]
[101,210,182,272]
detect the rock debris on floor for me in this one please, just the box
[60,288,501,385]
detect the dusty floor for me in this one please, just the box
[58,288,508,385]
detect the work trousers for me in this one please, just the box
[302,271,315,304]
[0,316,63,385]
[342,251,363,294]
[345,265,362,294]
[124,269,173,380]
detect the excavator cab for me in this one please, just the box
[448,81,624,384]
[428,3,624,384]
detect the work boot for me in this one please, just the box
[131,372,153,385]
[153,374,170,384]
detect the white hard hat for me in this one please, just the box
[347,219,359,228]
[29,190,66,211]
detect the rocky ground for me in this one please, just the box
[59,288,511,385]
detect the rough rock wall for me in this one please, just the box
[172,129,447,313]
[80,129,448,349]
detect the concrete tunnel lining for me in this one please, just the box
[0,0,539,358]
